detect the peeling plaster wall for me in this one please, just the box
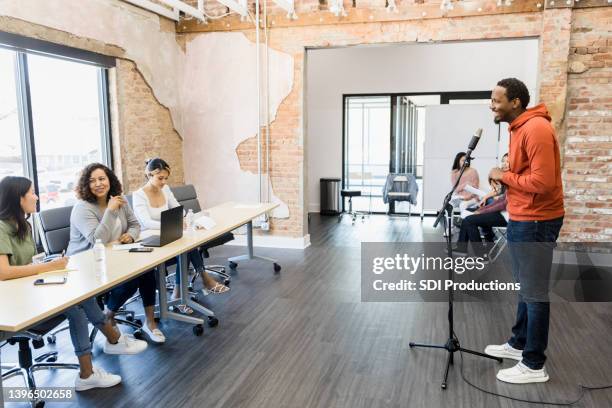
[0,0,185,137]
[181,32,293,219]
[0,0,186,191]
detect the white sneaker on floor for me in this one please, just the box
[484,342,523,361]
[496,361,550,384]
[142,324,166,344]
[103,333,148,355]
[75,367,121,391]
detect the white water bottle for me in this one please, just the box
[186,209,195,232]
[93,239,106,280]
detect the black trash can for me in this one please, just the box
[320,178,341,215]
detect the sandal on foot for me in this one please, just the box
[202,283,230,296]
[170,302,193,314]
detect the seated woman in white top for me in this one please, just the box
[132,158,229,312]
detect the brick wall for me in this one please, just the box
[238,12,545,237]
[562,7,612,240]
[110,59,185,194]
[222,6,611,239]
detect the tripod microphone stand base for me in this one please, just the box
[409,337,503,389]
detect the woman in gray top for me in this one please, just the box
[68,163,165,344]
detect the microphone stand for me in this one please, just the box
[408,151,503,390]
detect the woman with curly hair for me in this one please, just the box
[68,163,166,344]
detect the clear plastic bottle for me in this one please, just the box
[93,239,106,280]
[186,209,195,233]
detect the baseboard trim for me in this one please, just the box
[226,233,311,249]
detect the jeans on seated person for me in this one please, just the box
[174,249,205,285]
[457,211,507,252]
[106,270,157,312]
[65,298,108,357]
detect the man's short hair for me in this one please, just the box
[497,78,530,109]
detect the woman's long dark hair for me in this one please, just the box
[0,176,33,241]
[75,163,122,203]
[452,152,468,171]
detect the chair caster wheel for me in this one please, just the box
[273,263,281,273]
[47,335,56,344]
[126,314,134,322]
[193,324,204,336]
[190,295,198,301]
[207,316,219,327]
[133,330,143,339]
[134,319,143,326]
[229,261,238,269]
[224,279,231,286]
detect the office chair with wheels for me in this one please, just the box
[1,315,80,408]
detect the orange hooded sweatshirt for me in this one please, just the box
[501,104,564,221]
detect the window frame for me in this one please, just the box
[1,31,114,212]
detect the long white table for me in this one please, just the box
[0,201,278,407]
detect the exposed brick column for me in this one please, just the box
[562,7,612,240]
[111,59,185,193]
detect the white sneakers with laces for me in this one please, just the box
[484,342,523,361]
[75,367,122,391]
[496,361,550,384]
[103,333,148,355]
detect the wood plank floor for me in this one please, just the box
[3,214,612,407]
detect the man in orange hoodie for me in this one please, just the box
[484,78,564,384]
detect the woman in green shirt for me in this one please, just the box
[0,176,147,391]
[0,178,68,279]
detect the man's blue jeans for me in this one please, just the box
[506,216,563,370]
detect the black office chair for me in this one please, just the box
[1,316,79,408]
[34,207,142,344]
[170,185,234,286]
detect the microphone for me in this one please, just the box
[466,128,483,158]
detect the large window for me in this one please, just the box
[0,49,24,180]
[0,35,112,210]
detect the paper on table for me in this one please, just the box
[464,184,487,199]
[39,268,76,275]
[112,243,143,251]
[195,216,217,230]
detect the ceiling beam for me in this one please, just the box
[177,1,543,32]
[122,0,180,21]
[158,0,206,20]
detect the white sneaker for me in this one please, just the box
[141,324,166,344]
[496,361,550,384]
[484,342,523,361]
[103,333,148,355]
[75,367,121,391]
